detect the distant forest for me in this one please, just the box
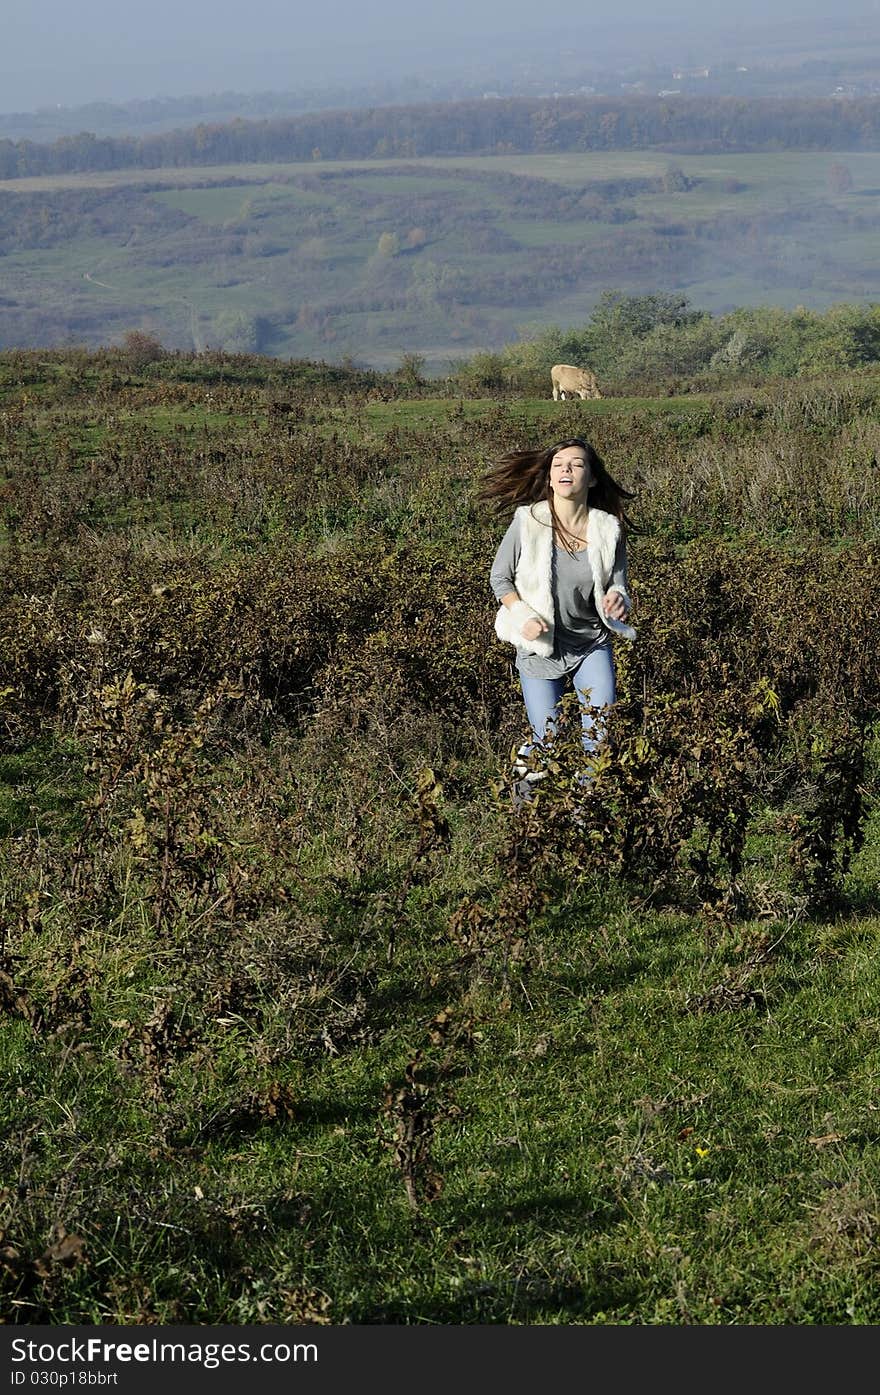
[4,96,880,178]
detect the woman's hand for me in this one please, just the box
[603,591,628,622]
[521,615,549,641]
[503,595,549,642]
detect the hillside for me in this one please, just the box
[2,149,880,370]
[1,347,879,1323]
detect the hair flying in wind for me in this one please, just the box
[478,437,636,535]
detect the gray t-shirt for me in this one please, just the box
[490,515,630,677]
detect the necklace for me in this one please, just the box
[555,511,589,552]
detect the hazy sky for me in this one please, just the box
[3,0,878,111]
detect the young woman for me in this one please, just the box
[481,436,636,801]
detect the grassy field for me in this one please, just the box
[8,149,880,196]
[1,347,879,1324]
[2,150,880,369]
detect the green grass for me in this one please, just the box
[152,182,332,223]
[152,186,263,222]
[501,219,614,248]
[0,738,89,840]
[360,393,714,431]
[7,889,880,1322]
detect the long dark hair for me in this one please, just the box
[478,437,636,538]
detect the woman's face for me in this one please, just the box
[549,445,594,504]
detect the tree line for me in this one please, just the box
[4,96,880,179]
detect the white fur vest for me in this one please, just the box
[494,500,637,658]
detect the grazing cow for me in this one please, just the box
[551,363,602,400]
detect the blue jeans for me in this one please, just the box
[518,644,616,759]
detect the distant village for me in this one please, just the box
[501,61,880,104]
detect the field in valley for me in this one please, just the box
[2,149,880,369]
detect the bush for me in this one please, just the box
[119,329,165,369]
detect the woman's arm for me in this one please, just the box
[490,520,549,640]
[603,534,631,620]
[489,519,521,601]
